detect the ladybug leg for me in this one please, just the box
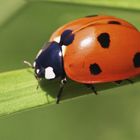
[114,80,122,85]
[34,74,41,90]
[85,84,98,95]
[36,83,39,90]
[126,79,134,84]
[35,75,40,90]
[91,85,98,95]
[56,78,67,104]
[114,79,133,85]
[24,60,40,89]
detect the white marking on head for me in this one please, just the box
[54,36,61,43]
[59,51,62,57]
[61,45,67,56]
[45,67,56,79]
[36,49,43,58]
[36,69,40,74]
[33,62,36,67]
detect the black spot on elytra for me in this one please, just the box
[60,30,75,46]
[85,15,98,17]
[97,33,110,48]
[90,63,102,75]
[133,52,140,67]
[108,21,121,25]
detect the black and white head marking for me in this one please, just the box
[34,29,74,80]
[53,36,67,56]
[34,41,64,79]
[45,67,56,79]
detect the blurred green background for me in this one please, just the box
[1,0,140,140]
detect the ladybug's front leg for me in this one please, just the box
[56,78,67,104]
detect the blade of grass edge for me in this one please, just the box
[1,68,140,117]
[27,0,140,11]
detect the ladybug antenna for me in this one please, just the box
[24,60,40,89]
[24,60,34,68]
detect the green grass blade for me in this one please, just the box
[28,0,140,10]
[1,68,140,117]
[0,69,54,116]
[0,68,94,116]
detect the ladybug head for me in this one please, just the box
[34,30,74,80]
[34,41,65,80]
[24,29,74,80]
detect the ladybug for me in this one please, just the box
[24,15,140,103]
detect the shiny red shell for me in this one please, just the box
[50,15,140,84]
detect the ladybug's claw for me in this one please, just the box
[91,85,98,95]
[86,84,98,95]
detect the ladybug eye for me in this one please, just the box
[35,67,45,78]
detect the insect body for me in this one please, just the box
[25,15,140,103]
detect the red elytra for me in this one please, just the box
[49,15,140,84]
